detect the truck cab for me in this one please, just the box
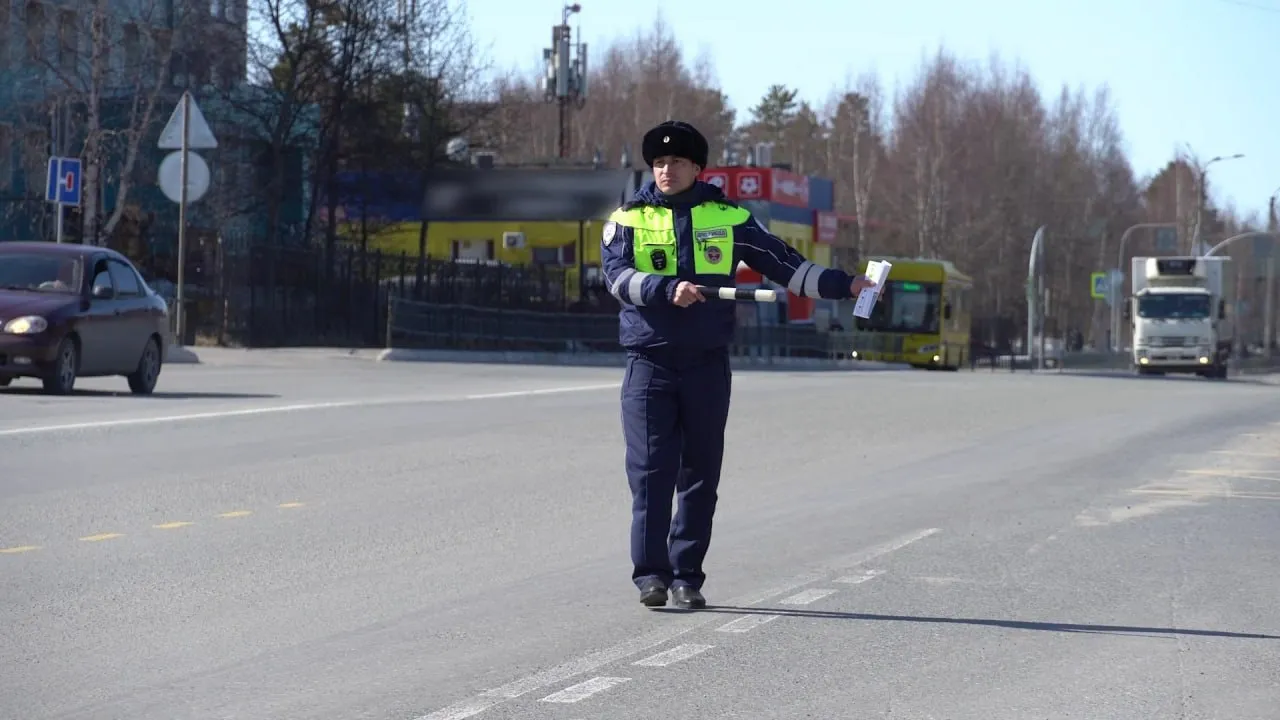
[1125,256,1232,379]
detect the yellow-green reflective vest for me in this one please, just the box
[608,202,751,277]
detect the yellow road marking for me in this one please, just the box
[80,533,123,542]
[216,510,252,518]
[278,502,304,508]
[153,521,194,529]
[1179,469,1280,482]
[0,545,40,554]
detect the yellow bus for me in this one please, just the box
[850,257,973,370]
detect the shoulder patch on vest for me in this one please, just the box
[694,228,729,241]
[602,221,616,245]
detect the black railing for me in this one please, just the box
[140,243,593,348]
[386,296,892,363]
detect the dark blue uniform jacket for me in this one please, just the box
[601,180,857,351]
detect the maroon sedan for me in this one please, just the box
[0,241,169,394]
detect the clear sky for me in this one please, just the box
[465,0,1280,222]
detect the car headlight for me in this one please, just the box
[3,315,48,334]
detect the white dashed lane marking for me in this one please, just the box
[539,676,631,703]
[835,568,886,584]
[632,643,715,667]
[422,699,501,720]
[716,614,781,633]
[413,527,938,720]
[779,588,838,605]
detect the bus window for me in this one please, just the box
[855,280,941,334]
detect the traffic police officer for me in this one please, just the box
[601,120,880,609]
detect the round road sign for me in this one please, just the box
[157,150,211,204]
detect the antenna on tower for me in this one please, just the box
[542,4,588,160]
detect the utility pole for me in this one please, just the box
[543,4,588,159]
[1266,189,1278,356]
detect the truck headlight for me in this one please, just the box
[3,316,47,334]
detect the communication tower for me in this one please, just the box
[542,4,588,159]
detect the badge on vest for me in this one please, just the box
[649,248,668,271]
[694,228,728,242]
[704,246,722,264]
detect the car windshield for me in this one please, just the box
[1138,293,1210,319]
[0,253,83,294]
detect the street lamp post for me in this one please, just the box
[1111,222,1178,352]
[1193,153,1245,253]
[1269,186,1279,234]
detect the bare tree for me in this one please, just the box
[20,0,196,245]
[233,0,338,246]
[838,72,884,259]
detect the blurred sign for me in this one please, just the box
[420,169,633,221]
[770,169,810,208]
[814,211,839,243]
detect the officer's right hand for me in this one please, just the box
[672,281,705,307]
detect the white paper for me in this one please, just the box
[852,260,891,318]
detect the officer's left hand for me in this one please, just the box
[850,275,879,297]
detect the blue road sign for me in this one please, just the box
[1091,272,1107,299]
[45,157,82,207]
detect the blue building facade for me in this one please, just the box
[0,0,314,253]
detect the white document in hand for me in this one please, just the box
[852,260,891,319]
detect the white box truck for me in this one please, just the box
[1125,256,1233,378]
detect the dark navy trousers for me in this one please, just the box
[622,346,732,591]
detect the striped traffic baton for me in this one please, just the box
[694,286,778,302]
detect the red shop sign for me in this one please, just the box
[771,169,810,207]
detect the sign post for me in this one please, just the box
[45,156,82,243]
[157,90,216,344]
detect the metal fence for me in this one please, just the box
[387,295,876,361]
[387,295,1280,376]
[140,243,592,348]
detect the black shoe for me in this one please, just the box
[638,579,668,607]
[671,585,706,609]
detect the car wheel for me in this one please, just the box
[43,338,78,395]
[127,336,162,395]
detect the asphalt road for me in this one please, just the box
[3,353,1279,719]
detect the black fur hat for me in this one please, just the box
[642,121,709,169]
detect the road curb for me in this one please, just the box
[375,348,910,372]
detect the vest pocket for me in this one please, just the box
[634,229,676,275]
